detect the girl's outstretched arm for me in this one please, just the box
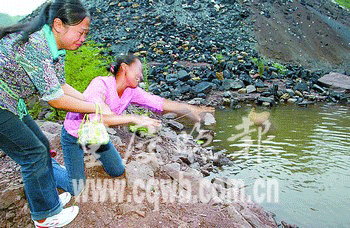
[102,114,161,129]
[162,100,215,122]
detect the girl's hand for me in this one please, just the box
[98,102,114,115]
[192,106,216,123]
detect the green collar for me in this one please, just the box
[43,24,66,60]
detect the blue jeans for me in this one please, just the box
[0,109,62,221]
[59,127,125,195]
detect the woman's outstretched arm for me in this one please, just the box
[162,100,215,122]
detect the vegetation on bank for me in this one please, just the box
[65,41,112,92]
[335,0,350,9]
[251,57,288,76]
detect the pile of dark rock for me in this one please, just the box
[85,0,255,63]
[82,0,349,107]
[144,56,350,108]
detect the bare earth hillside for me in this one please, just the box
[250,0,350,73]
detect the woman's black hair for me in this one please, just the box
[107,54,139,76]
[0,0,89,44]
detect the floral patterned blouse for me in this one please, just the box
[0,25,66,119]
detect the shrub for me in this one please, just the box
[141,57,150,92]
[65,41,113,92]
[272,62,288,75]
[335,0,350,9]
[252,57,265,76]
[28,101,43,119]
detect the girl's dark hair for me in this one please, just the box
[0,0,89,44]
[107,54,139,76]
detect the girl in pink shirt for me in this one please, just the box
[59,54,214,196]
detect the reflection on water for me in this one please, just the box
[210,103,350,228]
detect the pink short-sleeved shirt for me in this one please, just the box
[64,76,164,137]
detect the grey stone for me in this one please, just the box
[162,163,181,180]
[239,202,277,227]
[293,82,309,92]
[192,82,215,94]
[177,70,191,81]
[107,127,117,135]
[39,121,62,134]
[285,89,295,96]
[134,153,160,172]
[226,205,252,228]
[165,74,178,83]
[109,135,124,146]
[246,85,256,94]
[313,84,326,93]
[257,97,275,105]
[188,98,206,105]
[166,120,184,131]
[318,72,350,89]
[159,127,178,141]
[175,84,191,94]
[125,161,154,187]
[42,130,57,143]
[203,113,216,125]
[0,185,24,210]
[221,79,245,91]
[163,112,177,119]
[287,98,298,103]
[223,91,232,98]
[255,79,266,88]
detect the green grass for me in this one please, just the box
[251,57,265,76]
[335,0,350,9]
[28,101,43,119]
[65,41,113,92]
[272,62,288,75]
[142,57,149,92]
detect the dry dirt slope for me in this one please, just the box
[249,0,350,73]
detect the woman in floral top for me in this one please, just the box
[0,0,111,227]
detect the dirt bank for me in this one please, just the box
[249,0,350,73]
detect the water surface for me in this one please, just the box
[210,103,350,227]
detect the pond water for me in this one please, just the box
[209,103,350,228]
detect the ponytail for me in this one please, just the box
[0,0,89,44]
[0,3,51,44]
[107,54,139,76]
